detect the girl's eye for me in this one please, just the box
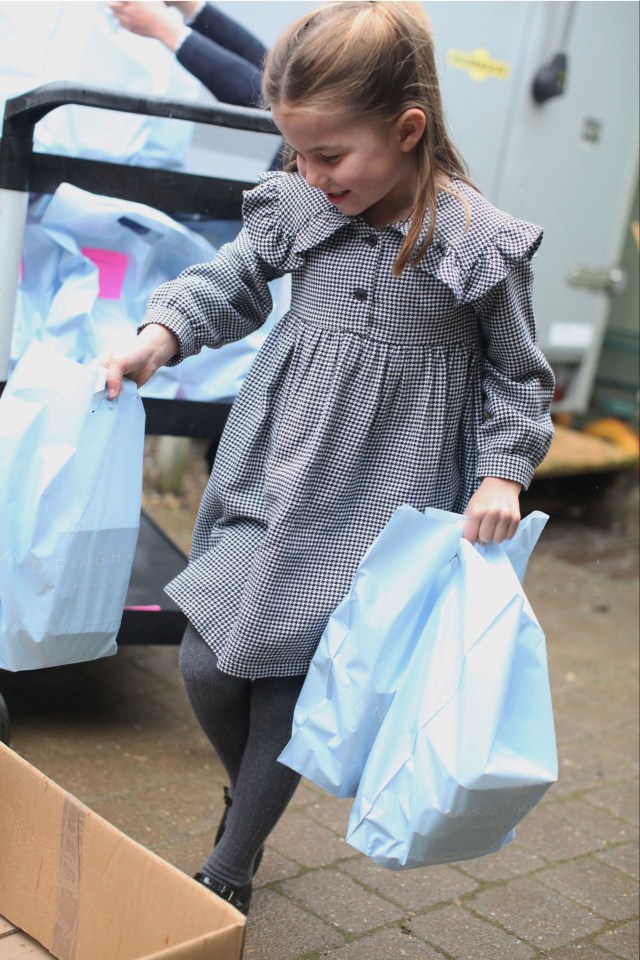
[320,154,341,165]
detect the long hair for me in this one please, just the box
[262,1,471,276]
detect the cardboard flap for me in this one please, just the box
[0,744,245,960]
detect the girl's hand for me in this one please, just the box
[94,324,179,399]
[463,477,522,545]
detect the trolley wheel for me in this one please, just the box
[0,690,9,745]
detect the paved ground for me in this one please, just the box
[1,470,638,960]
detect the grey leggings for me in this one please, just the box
[179,623,306,887]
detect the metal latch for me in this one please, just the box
[566,265,627,295]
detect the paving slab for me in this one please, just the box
[544,944,624,960]
[269,810,361,869]
[339,858,479,912]
[468,876,605,950]
[515,802,609,861]
[408,904,536,959]
[278,868,406,936]
[246,888,345,959]
[316,926,448,959]
[595,842,639,880]
[583,782,640,826]
[536,859,639,923]
[594,919,640,960]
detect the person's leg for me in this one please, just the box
[179,623,305,888]
[179,622,251,788]
[201,669,305,887]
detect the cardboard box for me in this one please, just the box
[0,742,245,960]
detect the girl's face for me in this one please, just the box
[271,103,426,228]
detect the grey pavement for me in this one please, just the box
[1,494,638,960]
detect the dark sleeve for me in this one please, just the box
[190,3,266,68]
[177,30,263,106]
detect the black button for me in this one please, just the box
[353,288,368,302]
[365,234,379,247]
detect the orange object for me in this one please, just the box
[583,418,640,456]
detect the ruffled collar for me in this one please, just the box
[287,174,468,255]
[254,172,542,304]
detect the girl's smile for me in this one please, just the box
[271,104,426,228]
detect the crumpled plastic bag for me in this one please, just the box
[278,506,465,797]
[345,513,557,869]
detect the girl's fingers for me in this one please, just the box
[476,510,520,545]
[463,477,522,545]
[462,513,481,544]
[464,507,521,545]
[89,353,124,399]
[105,365,124,400]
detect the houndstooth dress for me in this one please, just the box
[144,171,555,678]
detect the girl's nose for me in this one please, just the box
[301,159,327,190]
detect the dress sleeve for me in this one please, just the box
[474,260,555,490]
[140,177,294,362]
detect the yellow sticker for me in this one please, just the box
[446,47,511,83]
[631,221,639,251]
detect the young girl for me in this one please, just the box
[104,2,554,915]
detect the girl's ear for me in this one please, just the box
[395,108,427,152]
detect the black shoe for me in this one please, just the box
[215,786,264,877]
[193,872,252,916]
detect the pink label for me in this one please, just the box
[81,247,128,299]
[123,605,162,611]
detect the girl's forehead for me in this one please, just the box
[273,102,347,126]
[272,103,374,144]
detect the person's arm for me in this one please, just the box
[184,2,266,69]
[464,261,555,544]
[103,226,284,398]
[107,1,265,106]
[176,31,264,105]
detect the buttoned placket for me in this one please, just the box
[351,227,384,325]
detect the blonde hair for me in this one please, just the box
[262,1,471,276]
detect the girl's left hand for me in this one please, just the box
[463,477,522,545]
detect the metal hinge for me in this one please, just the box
[566,265,627,295]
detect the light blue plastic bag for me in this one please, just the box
[346,517,557,870]
[0,340,145,671]
[278,506,465,797]
[12,184,289,403]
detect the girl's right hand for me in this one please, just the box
[95,324,179,399]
